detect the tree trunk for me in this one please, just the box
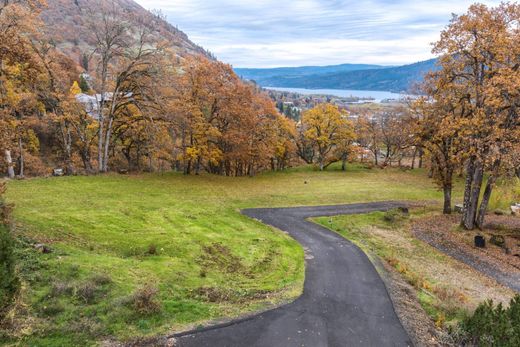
[81,148,93,173]
[461,159,474,227]
[148,153,153,172]
[102,116,114,172]
[195,157,201,175]
[475,175,496,229]
[418,148,424,169]
[462,160,483,230]
[97,116,104,172]
[17,138,24,178]
[374,149,378,166]
[411,147,418,169]
[184,159,191,175]
[341,153,347,171]
[443,185,452,214]
[5,149,15,179]
[62,124,74,175]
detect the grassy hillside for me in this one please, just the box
[4,165,455,345]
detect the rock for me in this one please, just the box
[118,168,128,174]
[490,234,506,248]
[454,204,463,213]
[398,206,409,215]
[165,337,176,347]
[474,235,486,248]
[512,205,520,216]
[52,168,64,176]
[34,243,52,253]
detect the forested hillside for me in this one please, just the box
[236,59,437,93]
[40,0,210,64]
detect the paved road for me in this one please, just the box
[175,202,412,347]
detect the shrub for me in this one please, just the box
[383,208,409,224]
[0,182,19,320]
[76,282,98,304]
[91,273,112,286]
[51,281,74,297]
[132,285,161,314]
[459,295,520,346]
[147,243,157,255]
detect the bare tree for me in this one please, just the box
[89,3,162,172]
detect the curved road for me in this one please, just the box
[176,202,412,347]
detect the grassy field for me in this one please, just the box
[0,164,476,345]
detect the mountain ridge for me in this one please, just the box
[235,59,438,93]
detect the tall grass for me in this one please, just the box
[489,177,520,211]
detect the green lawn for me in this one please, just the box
[4,164,458,345]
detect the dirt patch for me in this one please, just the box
[192,286,272,304]
[199,243,251,277]
[413,214,520,292]
[377,259,442,347]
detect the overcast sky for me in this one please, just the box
[135,0,501,68]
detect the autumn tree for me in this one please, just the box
[412,92,463,214]
[0,0,46,178]
[355,111,382,165]
[379,107,414,167]
[88,3,163,172]
[162,56,295,176]
[430,3,520,229]
[300,103,355,171]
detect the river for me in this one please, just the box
[265,87,406,103]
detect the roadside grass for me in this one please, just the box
[4,164,455,344]
[488,177,520,211]
[313,208,515,331]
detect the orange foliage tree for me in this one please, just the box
[421,3,520,228]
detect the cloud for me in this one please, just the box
[135,0,502,67]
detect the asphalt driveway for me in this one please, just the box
[175,202,412,347]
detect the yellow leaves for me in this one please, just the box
[302,103,353,147]
[69,81,82,96]
[3,80,21,107]
[24,129,39,154]
[423,2,520,175]
[185,147,200,160]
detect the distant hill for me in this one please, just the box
[40,0,210,69]
[235,59,438,93]
[235,63,386,82]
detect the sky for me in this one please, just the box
[136,0,502,68]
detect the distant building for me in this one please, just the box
[75,92,132,120]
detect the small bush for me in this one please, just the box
[40,301,65,317]
[91,273,112,286]
[147,243,157,255]
[383,208,409,224]
[458,295,520,346]
[132,285,161,314]
[51,281,74,297]
[76,282,98,304]
[0,182,19,320]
